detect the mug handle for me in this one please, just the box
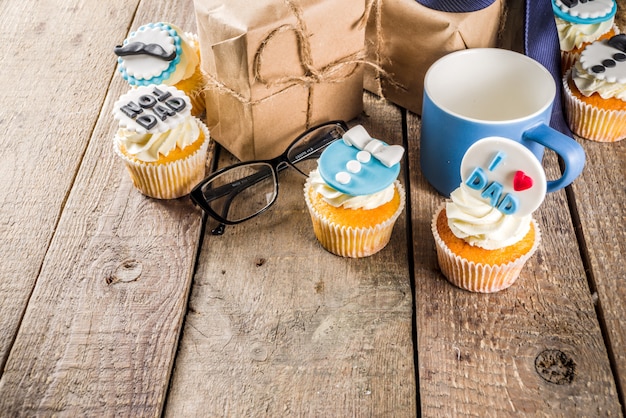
[522,123,585,193]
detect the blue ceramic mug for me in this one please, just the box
[420,48,585,197]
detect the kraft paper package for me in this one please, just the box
[364,0,505,115]
[194,0,367,161]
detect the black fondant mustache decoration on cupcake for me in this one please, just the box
[608,34,626,52]
[561,0,598,8]
[114,42,176,61]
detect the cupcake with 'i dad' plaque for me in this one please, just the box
[431,137,546,293]
[304,125,405,258]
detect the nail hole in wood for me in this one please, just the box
[107,259,143,284]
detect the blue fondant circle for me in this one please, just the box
[318,140,400,196]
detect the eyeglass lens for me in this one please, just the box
[196,122,346,225]
[199,162,278,223]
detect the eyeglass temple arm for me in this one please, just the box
[203,168,274,203]
[205,126,342,202]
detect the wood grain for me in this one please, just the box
[578,3,626,407]
[570,136,626,405]
[406,110,622,415]
[165,93,417,417]
[0,0,204,416]
[0,0,140,369]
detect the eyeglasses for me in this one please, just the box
[190,120,349,235]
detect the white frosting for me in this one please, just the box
[446,184,532,250]
[309,169,395,210]
[555,16,614,51]
[116,116,200,162]
[573,38,626,100]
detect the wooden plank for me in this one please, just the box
[568,4,626,408]
[0,0,140,369]
[570,137,626,404]
[164,93,417,417]
[0,0,203,416]
[406,111,622,415]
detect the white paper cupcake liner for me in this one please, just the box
[304,180,405,258]
[114,117,210,199]
[563,69,626,143]
[431,205,541,293]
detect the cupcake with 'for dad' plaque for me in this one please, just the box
[563,33,626,142]
[552,0,619,73]
[304,125,405,258]
[113,84,210,199]
[114,22,206,116]
[431,137,545,293]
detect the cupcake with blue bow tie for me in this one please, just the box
[304,125,405,258]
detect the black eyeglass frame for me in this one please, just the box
[190,120,349,234]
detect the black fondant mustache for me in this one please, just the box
[114,42,177,61]
[608,34,626,53]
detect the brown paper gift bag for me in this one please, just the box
[364,0,504,115]
[194,0,367,161]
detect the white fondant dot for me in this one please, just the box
[335,172,351,184]
[356,150,371,163]
[346,160,361,173]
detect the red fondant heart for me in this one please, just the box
[513,170,533,191]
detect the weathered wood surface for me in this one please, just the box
[574,3,626,408]
[165,93,417,417]
[0,0,624,416]
[0,0,203,416]
[408,112,622,416]
[0,0,139,369]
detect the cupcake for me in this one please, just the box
[431,137,545,293]
[304,125,405,258]
[114,22,206,116]
[552,0,618,73]
[113,84,210,199]
[563,34,626,142]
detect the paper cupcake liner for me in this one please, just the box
[563,70,626,143]
[431,205,541,293]
[304,181,406,258]
[115,118,210,199]
[560,51,579,75]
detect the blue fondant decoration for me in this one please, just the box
[481,181,504,207]
[466,167,488,190]
[318,140,400,196]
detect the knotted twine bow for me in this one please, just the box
[203,0,398,130]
